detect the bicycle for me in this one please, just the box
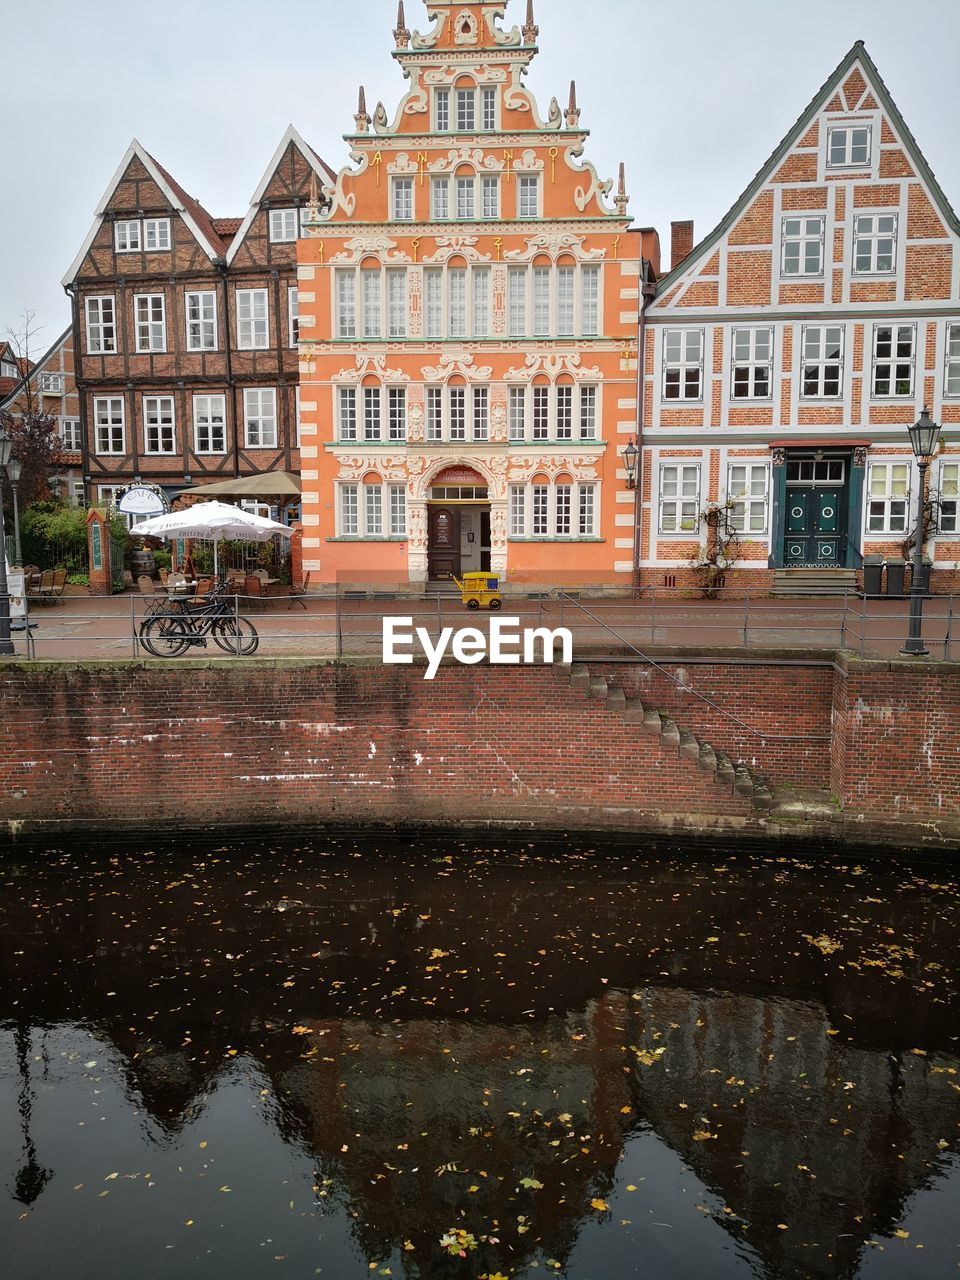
[139,582,259,657]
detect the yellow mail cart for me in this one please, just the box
[453,573,503,610]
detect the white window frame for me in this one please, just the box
[143,395,176,455]
[866,461,911,534]
[517,174,540,219]
[946,323,960,398]
[508,480,598,538]
[387,270,407,339]
[780,216,824,277]
[192,394,227,454]
[338,387,358,441]
[662,330,703,401]
[659,463,701,534]
[431,177,450,220]
[853,213,897,275]
[435,89,450,132]
[114,219,141,252]
[800,325,844,399]
[336,271,357,339]
[731,327,774,400]
[872,324,915,398]
[185,290,217,351]
[455,87,476,131]
[481,86,497,131]
[93,397,125,455]
[392,178,414,221]
[388,387,407,442]
[85,295,117,354]
[389,484,407,537]
[938,461,959,533]
[827,124,872,169]
[59,417,82,450]
[288,286,300,348]
[581,265,600,337]
[237,288,269,350]
[339,483,359,536]
[727,463,770,535]
[243,387,277,448]
[143,218,171,251]
[481,176,500,219]
[39,372,64,394]
[135,293,166,353]
[269,208,299,243]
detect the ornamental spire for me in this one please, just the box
[393,0,410,48]
[523,0,538,44]
[614,162,629,216]
[354,85,371,134]
[565,80,581,128]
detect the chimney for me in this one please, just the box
[670,220,694,271]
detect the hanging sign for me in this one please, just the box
[116,483,169,517]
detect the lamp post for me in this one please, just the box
[7,456,22,567]
[622,437,638,490]
[901,407,942,656]
[0,425,15,656]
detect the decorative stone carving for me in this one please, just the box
[407,502,427,549]
[333,353,412,384]
[772,447,787,467]
[408,402,425,442]
[513,148,544,172]
[853,447,867,468]
[329,235,411,265]
[454,9,478,43]
[503,232,605,264]
[407,267,423,338]
[337,454,409,481]
[502,353,603,383]
[423,65,508,87]
[421,235,492,264]
[484,7,521,47]
[421,352,494,382]
[411,8,445,49]
[490,402,508,443]
[507,455,600,483]
[426,147,506,174]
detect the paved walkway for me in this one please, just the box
[9,589,959,661]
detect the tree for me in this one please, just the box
[2,311,64,507]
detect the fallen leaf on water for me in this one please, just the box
[590,1198,609,1212]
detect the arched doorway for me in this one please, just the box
[426,465,491,581]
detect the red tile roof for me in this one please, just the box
[146,151,227,258]
[212,217,243,236]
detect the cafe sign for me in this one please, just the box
[116,483,169,517]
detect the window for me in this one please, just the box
[533,267,550,338]
[854,214,897,274]
[947,324,960,397]
[193,394,226,454]
[389,485,406,536]
[362,270,382,339]
[186,291,217,350]
[659,464,700,533]
[339,387,358,440]
[114,220,141,252]
[732,327,773,399]
[144,396,176,454]
[533,386,549,440]
[365,485,383,536]
[578,484,596,537]
[866,462,910,533]
[872,324,915,397]
[801,326,843,398]
[581,265,600,336]
[727,463,769,534]
[481,176,499,219]
[828,125,871,168]
[481,87,497,130]
[425,269,443,339]
[508,268,526,337]
[781,216,824,276]
[435,89,450,132]
[449,386,466,440]
[509,387,525,441]
[426,386,443,440]
[557,267,575,338]
[509,485,525,536]
[518,175,540,218]
[269,209,298,242]
[336,271,357,338]
[243,387,277,447]
[135,294,166,352]
[449,269,467,338]
[59,418,82,450]
[939,462,959,533]
[473,267,491,337]
[340,480,404,538]
[456,176,475,219]
[392,178,414,221]
[472,386,488,441]
[456,88,475,131]
[39,372,63,394]
[144,219,170,251]
[532,484,549,535]
[580,386,597,439]
[288,287,299,346]
[93,397,125,454]
[432,178,450,220]
[388,387,407,441]
[340,484,359,536]
[237,288,269,349]
[364,386,382,441]
[387,271,407,338]
[556,485,571,536]
[662,330,703,400]
[556,385,573,439]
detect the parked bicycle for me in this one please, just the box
[139,582,259,657]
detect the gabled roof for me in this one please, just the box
[0,327,71,410]
[225,125,337,266]
[61,139,226,285]
[653,41,960,298]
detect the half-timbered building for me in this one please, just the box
[297,0,659,591]
[0,326,84,504]
[640,42,960,595]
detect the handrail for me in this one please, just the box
[554,591,831,744]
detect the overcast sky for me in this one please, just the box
[3,0,959,355]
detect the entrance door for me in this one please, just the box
[428,506,461,580]
[784,487,844,565]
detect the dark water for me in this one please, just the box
[0,832,959,1280]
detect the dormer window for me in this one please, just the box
[436,86,498,133]
[269,209,299,242]
[827,125,871,168]
[115,220,141,252]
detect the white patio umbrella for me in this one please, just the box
[131,500,293,578]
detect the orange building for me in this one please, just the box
[297,0,659,591]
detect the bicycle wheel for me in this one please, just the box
[213,616,259,656]
[141,616,191,658]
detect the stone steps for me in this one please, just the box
[772,568,858,597]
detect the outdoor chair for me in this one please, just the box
[24,566,41,599]
[50,569,67,604]
[34,569,56,605]
[287,571,310,610]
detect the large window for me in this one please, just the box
[827,125,871,168]
[339,268,408,340]
[866,461,910,533]
[336,271,357,338]
[392,178,414,221]
[422,385,486,442]
[659,464,700,533]
[801,325,843,398]
[727,463,769,534]
[237,289,269,349]
[872,324,915,397]
[116,219,170,251]
[421,267,489,339]
[508,481,598,537]
[243,388,277,447]
[503,264,601,339]
[731,327,773,399]
[338,481,405,537]
[939,462,959,533]
[435,86,497,132]
[186,291,217,350]
[662,330,703,400]
[506,384,599,442]
[946,324,960,397]
[143,396,176,454]
[781,216,824,276]
[269,208,298,242]
[193,394,226,454]
[854,213,897,274]
[341,385,407,443]
[93,397,125,454]
[135,294,166,352]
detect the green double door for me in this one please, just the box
[784,487,844,566]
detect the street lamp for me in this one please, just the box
[0,425,15,656]
[901,407,942,656]
[7,456,22,567]
[622,437,639,490]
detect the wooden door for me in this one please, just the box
[428,506,460,579]
[784,487,844,566]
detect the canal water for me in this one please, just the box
[0,832,958,1280]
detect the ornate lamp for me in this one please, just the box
[0,425,14,654]
[901,407,942,655]
[622,438,639,490]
